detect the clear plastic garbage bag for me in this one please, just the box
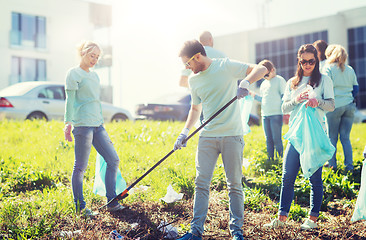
[240,94,254,135]
[284,103,335,179]
[351,158,366,222]
[160,184,184,203]
[93,153,127,196]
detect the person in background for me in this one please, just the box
[313,40,328,72]
[250,60,286,162]
[64,41,124,216]
[175,40,268,240]
[179,31,226,88]
[323,44,359,172]
[264,44,334,230]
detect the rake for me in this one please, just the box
[99,96,238,209]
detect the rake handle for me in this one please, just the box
[99,96,238,209]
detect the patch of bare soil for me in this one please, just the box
[51,191,366,240]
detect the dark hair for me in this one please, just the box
[258,59,275,72]
[292,44,321,89]
[313,40,328,61]
[179,40,207,58]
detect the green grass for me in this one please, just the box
[0,120,365,238]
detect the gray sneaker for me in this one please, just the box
[81,208,98,218]
[107,203,126,212]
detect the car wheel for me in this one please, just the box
[111,114,128,122]
[26,112,47,121]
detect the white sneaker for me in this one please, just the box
[300,218,317,230]
[263,219,285,228]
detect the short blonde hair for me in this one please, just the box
[78,41,101,57]
[326,44,347,71]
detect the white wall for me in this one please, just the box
[214,7,366,115]
[215,7,366,65]
[0,0,93,90]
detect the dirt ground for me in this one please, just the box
[53,191,366,240]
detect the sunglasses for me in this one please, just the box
[184,52,200,67]
[299,58,316,66]
[264,73,269,78]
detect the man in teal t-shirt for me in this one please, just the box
[174,40,267,240]
[179,31,226,88]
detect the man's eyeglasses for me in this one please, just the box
[185,52,200,67]
[299,58,316,66]
[264,73,269,78]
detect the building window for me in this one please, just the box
[255,30,328,83]
[10,56,47,84]
[10,12,46,49]
[348,26,366,109]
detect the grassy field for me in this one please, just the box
[0,120,365,239]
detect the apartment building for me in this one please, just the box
[215,7,366,111]
[0,0,113,102]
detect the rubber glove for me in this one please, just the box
[295,91,309,103]
[174,128,189,150]
[306,98,319,108]
[237,80,250,99]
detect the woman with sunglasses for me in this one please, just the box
[323,44,359,172]
[264,44,335,230]
[250,60,286,162]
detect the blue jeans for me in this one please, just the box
[72,125,120,211]
[262,115,283,160]
[279,144,323,217]
[326,102,356,171]
[190,136,244,237]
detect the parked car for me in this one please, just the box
[135,92,260,126]
[0,81,133,122]
[136,92,191,121]
[354,109,366,123]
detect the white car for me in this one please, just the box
[354,109,366,123]
[0,81,133,122]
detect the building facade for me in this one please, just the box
[215,7,366,111]
[0,0,113,102]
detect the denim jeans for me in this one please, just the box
[279,144,323,217]
[326,102,356,171]
[190,136,244,237]
[262,115,284,161]
[72,125,120,211]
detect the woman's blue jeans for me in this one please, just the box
[262,115,283,161]
[326,102,356,171]
[72,125,120,211]
[279,144,323,217]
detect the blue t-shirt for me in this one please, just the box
[189,58,249,137]
[283,74,334,130]
[323,63,358,108]
[259,75,286,117]
[64,67,103,127]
